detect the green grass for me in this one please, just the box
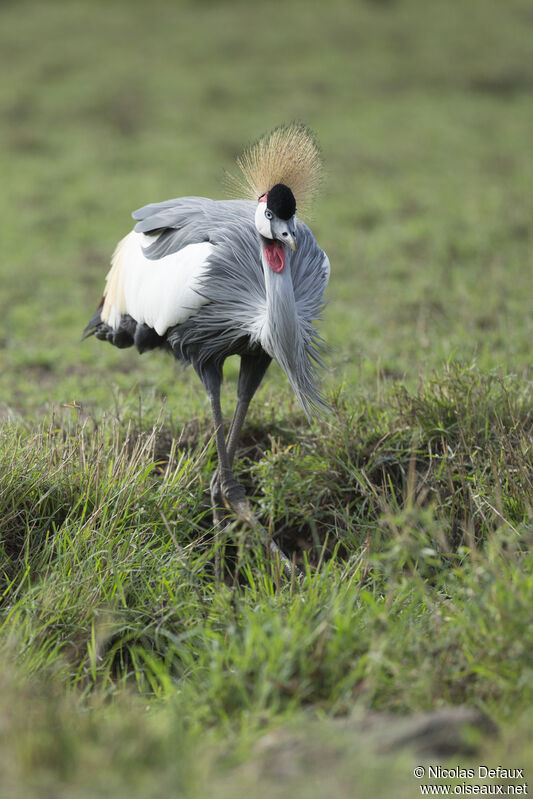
[2,0,533,796]
[2,370,533,796]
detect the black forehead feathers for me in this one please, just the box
[266,183,296,220]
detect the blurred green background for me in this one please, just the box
[2,2,533,797]
[1,0,532,419]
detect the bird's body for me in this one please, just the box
[89,197,329,413]
[85,124,329,523]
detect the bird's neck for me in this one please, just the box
[260,242,299,376]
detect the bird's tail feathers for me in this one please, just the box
[82,298,104,340]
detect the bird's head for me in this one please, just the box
[255,183,298,274]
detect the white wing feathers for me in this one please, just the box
[101,231,213,335]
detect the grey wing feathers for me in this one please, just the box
[132,197,214,232]
[132,197,255,260]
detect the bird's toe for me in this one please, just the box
[221,476,251,520]
[210,470,223,506]
[210,470,227,528]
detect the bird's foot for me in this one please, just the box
[209,470,300,581]
[210,471,251,523]
[221,476,252,521]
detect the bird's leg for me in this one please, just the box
[225,397,253,467]
[199,361,245,580]
[209,397,251,509]
[206,384,242,582]
[202,362,249,518]
[203,355,298,581]
[211,352,272,503]
[209,396,253,526]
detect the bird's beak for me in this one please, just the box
[285,219,298,251]
[272,217,298,252]
[286,233,298,252]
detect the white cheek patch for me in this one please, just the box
[255,203,273,238]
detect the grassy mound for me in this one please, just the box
[1,371,533,796]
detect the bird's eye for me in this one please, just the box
[265,210,273,220]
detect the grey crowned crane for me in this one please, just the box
[85,123,330,540]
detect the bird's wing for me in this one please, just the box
[100,198,257,335]
[101,231,214,335]
[131,197,255,259]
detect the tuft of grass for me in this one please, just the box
[1,369,533,795]
[250,366,533,562]
[1,369,532,712]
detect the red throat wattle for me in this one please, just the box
[263,240,286,273]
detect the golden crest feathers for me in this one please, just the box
[227,123,322,215]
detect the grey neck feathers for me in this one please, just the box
[260,246,315,416]
[261,252,297,356]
